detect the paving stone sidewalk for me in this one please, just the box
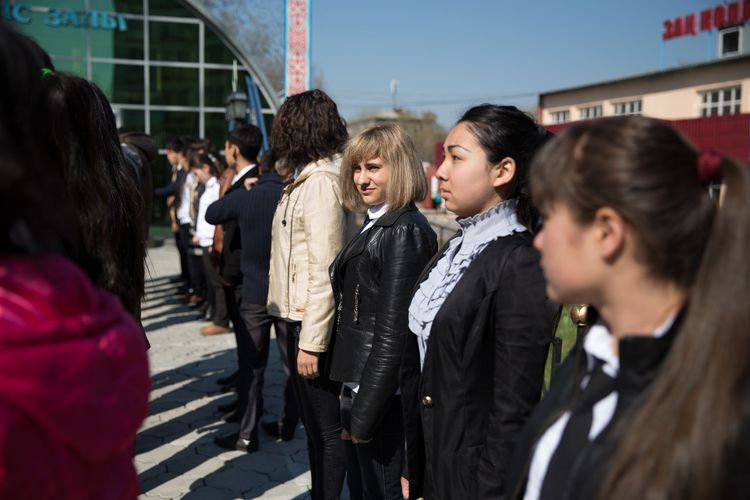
[137,243,312,499]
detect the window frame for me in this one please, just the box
[579,105,602,120]
[550,109,570,124]
[719,26,741,58]
[612,99,642,116]
[699,86,742,117]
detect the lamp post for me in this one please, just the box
[225,91,248,131]
[225,59,248,131]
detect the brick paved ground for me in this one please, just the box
[137,243,313,499]
[136,209,458,499]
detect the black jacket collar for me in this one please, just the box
[227,165,259,194]
[617,309,683,397]
[372,202,418,227]
[330,203,420,286]
[581,307,684,397]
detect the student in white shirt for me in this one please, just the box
[188,151,222,330]
[505,116,750,500]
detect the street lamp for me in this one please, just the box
[224,90,248,123]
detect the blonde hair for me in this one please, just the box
[340,124,427,212]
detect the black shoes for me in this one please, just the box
[261,420,296,441]
[218,383,236,395]
[213,432,258,453]
[216,371,238,387]
[218,400,238,414]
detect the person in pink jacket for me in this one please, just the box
[0,256,150,499]
[0,23,150,499]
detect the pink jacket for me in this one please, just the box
[0,255,150,499]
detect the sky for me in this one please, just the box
[304,0,731,127]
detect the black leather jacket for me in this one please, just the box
[328,203,437,440]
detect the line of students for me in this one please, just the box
[4,18,748,498]
[263,97,556,499]
[259,91,750,500]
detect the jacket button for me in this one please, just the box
[421,396,433,408]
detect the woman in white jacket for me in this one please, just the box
[266,89,350,499]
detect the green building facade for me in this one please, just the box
[5,0,278,150]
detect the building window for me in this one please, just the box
[719,27,741,57]
[205,30,237,65]
[150,111,199,147]
[700,86,742,116]
[92,63,145,105]
[149,21,199,62]
[551,110,570,124]
[579,105,602,120]
[150,66,199,106]
[613,100,642,116]
[91,20,144,60]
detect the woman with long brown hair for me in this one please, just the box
[505,115,750,500]
[41,72,146,323]
[266,89,351,499]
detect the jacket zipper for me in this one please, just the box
[286,194,301,314]
[283,193,293,315]
[352,283,360,324]
[335,291,343,332]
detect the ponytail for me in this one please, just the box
[601,156,750,500]
[458,104,550,233]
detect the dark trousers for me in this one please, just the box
[201,250,229,327]
[272,320,300,431]
[189,252,205,297]
[341,390,404,500]
[176,224,192,289]
[236,303,275,441]
[174,230,188,282]
[285,320,345,500]
[225,284,246,392]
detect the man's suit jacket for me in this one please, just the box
[220,165,258,285]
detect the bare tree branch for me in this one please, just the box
[202,0,284,91]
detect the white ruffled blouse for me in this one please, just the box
[408,199,525,368]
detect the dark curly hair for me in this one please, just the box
[270,89,348,170]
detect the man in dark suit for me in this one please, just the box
[203,125,260,433]
[206,145,299,452]
[154,138,189,289]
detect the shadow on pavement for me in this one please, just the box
[137,350,311,498]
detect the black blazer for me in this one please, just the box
[405,231,557,499]
[219,165,258,285]
[329,204,437,440]
[503,311,681,500]
[504,311,750,500]
[205,171,283,305]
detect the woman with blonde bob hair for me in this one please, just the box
[339,124,428,212]
[329,124,437,500]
